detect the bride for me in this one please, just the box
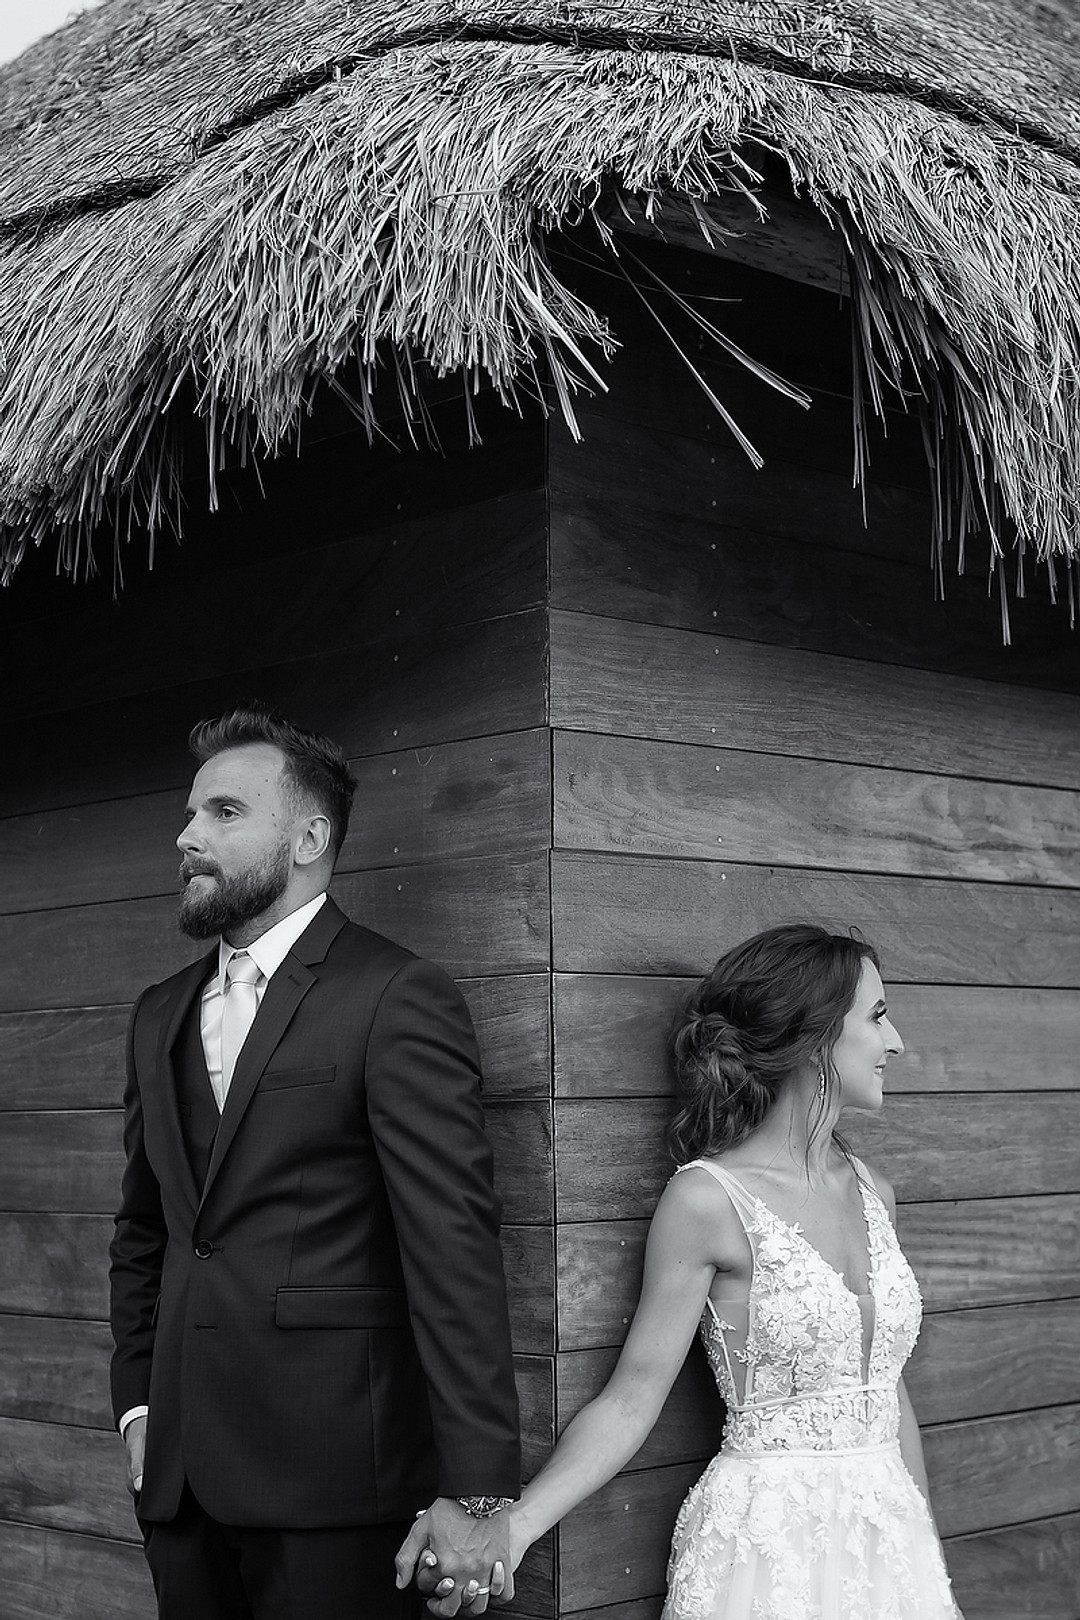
[408,922,964,1618]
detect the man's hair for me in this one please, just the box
[188,701,357,862]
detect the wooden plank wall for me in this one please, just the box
[0,389,559,1618]
[542,239,1080,1620]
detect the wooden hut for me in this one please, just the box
[0,2,1078,1617]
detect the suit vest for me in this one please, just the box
[174,982,220,1191]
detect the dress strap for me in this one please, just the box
[675,1158,760,1228]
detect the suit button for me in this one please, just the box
[193,1240,214,1259]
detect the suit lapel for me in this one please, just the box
[156,951,216,1216]
[198,897,348,1211]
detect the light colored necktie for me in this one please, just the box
[217,952,263,1110]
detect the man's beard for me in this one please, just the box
[178,842,292,940]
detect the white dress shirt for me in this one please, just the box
[119,891,328,1442]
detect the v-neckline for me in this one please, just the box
[728,1164,877,1306]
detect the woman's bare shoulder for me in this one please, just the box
[653,1160,748,1267]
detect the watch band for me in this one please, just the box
[457,1494,515,1518]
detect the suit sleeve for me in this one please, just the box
[365,957,521,1499]
[108,990,168,1426]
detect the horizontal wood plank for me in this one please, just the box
[0,1214,554,1355]
[556,1197,1080,1349]
[0,1521,152,1620]
[944,1512,1080,1620]
[554,1095,1080,1220]
[906,1300,1080,1426]
[0,1317,114,1429]
[557,1462,699,1612]
[0,608,547,818]
[555,731,1080,887]
[0,1098,550,1223]
[0,1215,111,1320]
[550,612,1080,789]
[0,852,550,1011]
[0,730,551,916]
[551,852,1080,986]
[0,1007,129,1110]
[553,976,1080,1097]
[926,1405,1080,1538]
[563,1602,663,1620]
[0,974,550,1109]
[549,434,1077,691]
[0,1417,134,1540]
[2,487,546,724]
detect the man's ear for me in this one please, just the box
[295,815,333,866]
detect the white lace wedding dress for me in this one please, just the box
[663,1159,963,1620]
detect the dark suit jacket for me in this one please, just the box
[109,897,521,1527]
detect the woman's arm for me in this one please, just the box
[509,1169,738,1555]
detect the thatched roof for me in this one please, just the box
[1,0,1079,606]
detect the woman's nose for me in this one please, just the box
[884,1018,904,1055]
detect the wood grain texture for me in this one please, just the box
[0,1317,114,1429]
[925,1404,1080,1538]
[484,1100,553,1224]
[2,487,547,723]
[551,851,1080,986]
[0,1522,153,1620]
[502,1225,556,1357]
[0,730,551,916]
[553,976,1080,1097]
[550,612,1080,789]
[944,1512,1080,1620]
[460,975,552,1101]
[0,852,550,1011]
[563,1602,663,1620]
[900,1196,1080,1312]
[553,1094,1080,1220]
[555,1197,1080,1349]
[555,731,1080,887]
[0,607,547,817]
[556,1462,700,1612]
[0,1215,111,1319]
[0,1007,129,1110]
[0,975,549,1109]
[0,1417,134,1539]
[906,1300,1080,1425]
[548,450,1077,692]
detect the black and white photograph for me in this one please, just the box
[0,2,1077,1618]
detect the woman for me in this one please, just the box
[456,923,964,1617]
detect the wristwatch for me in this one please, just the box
[457,1495,515,1518]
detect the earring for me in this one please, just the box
[817,1065,828,1098]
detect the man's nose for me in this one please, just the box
[177,819,202,854]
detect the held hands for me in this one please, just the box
[122,1414,147,1497]
[395,1497,522,1615]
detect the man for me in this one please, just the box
[109,702,520,1619]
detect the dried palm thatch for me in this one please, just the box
[0,0,1079,622]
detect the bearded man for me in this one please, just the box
[109,702,520,1620]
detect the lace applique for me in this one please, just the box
[662,1161,961,1619]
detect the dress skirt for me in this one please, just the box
[662,1445,963,1620]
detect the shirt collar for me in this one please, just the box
[217,892,328,991]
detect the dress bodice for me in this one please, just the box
[679,1158,922,1455]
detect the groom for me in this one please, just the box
[109,702,520,1619]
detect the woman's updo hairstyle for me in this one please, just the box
[669,923,879,1164]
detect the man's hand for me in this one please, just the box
[395,1498,514,1615]
[122,1414,146,1498]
